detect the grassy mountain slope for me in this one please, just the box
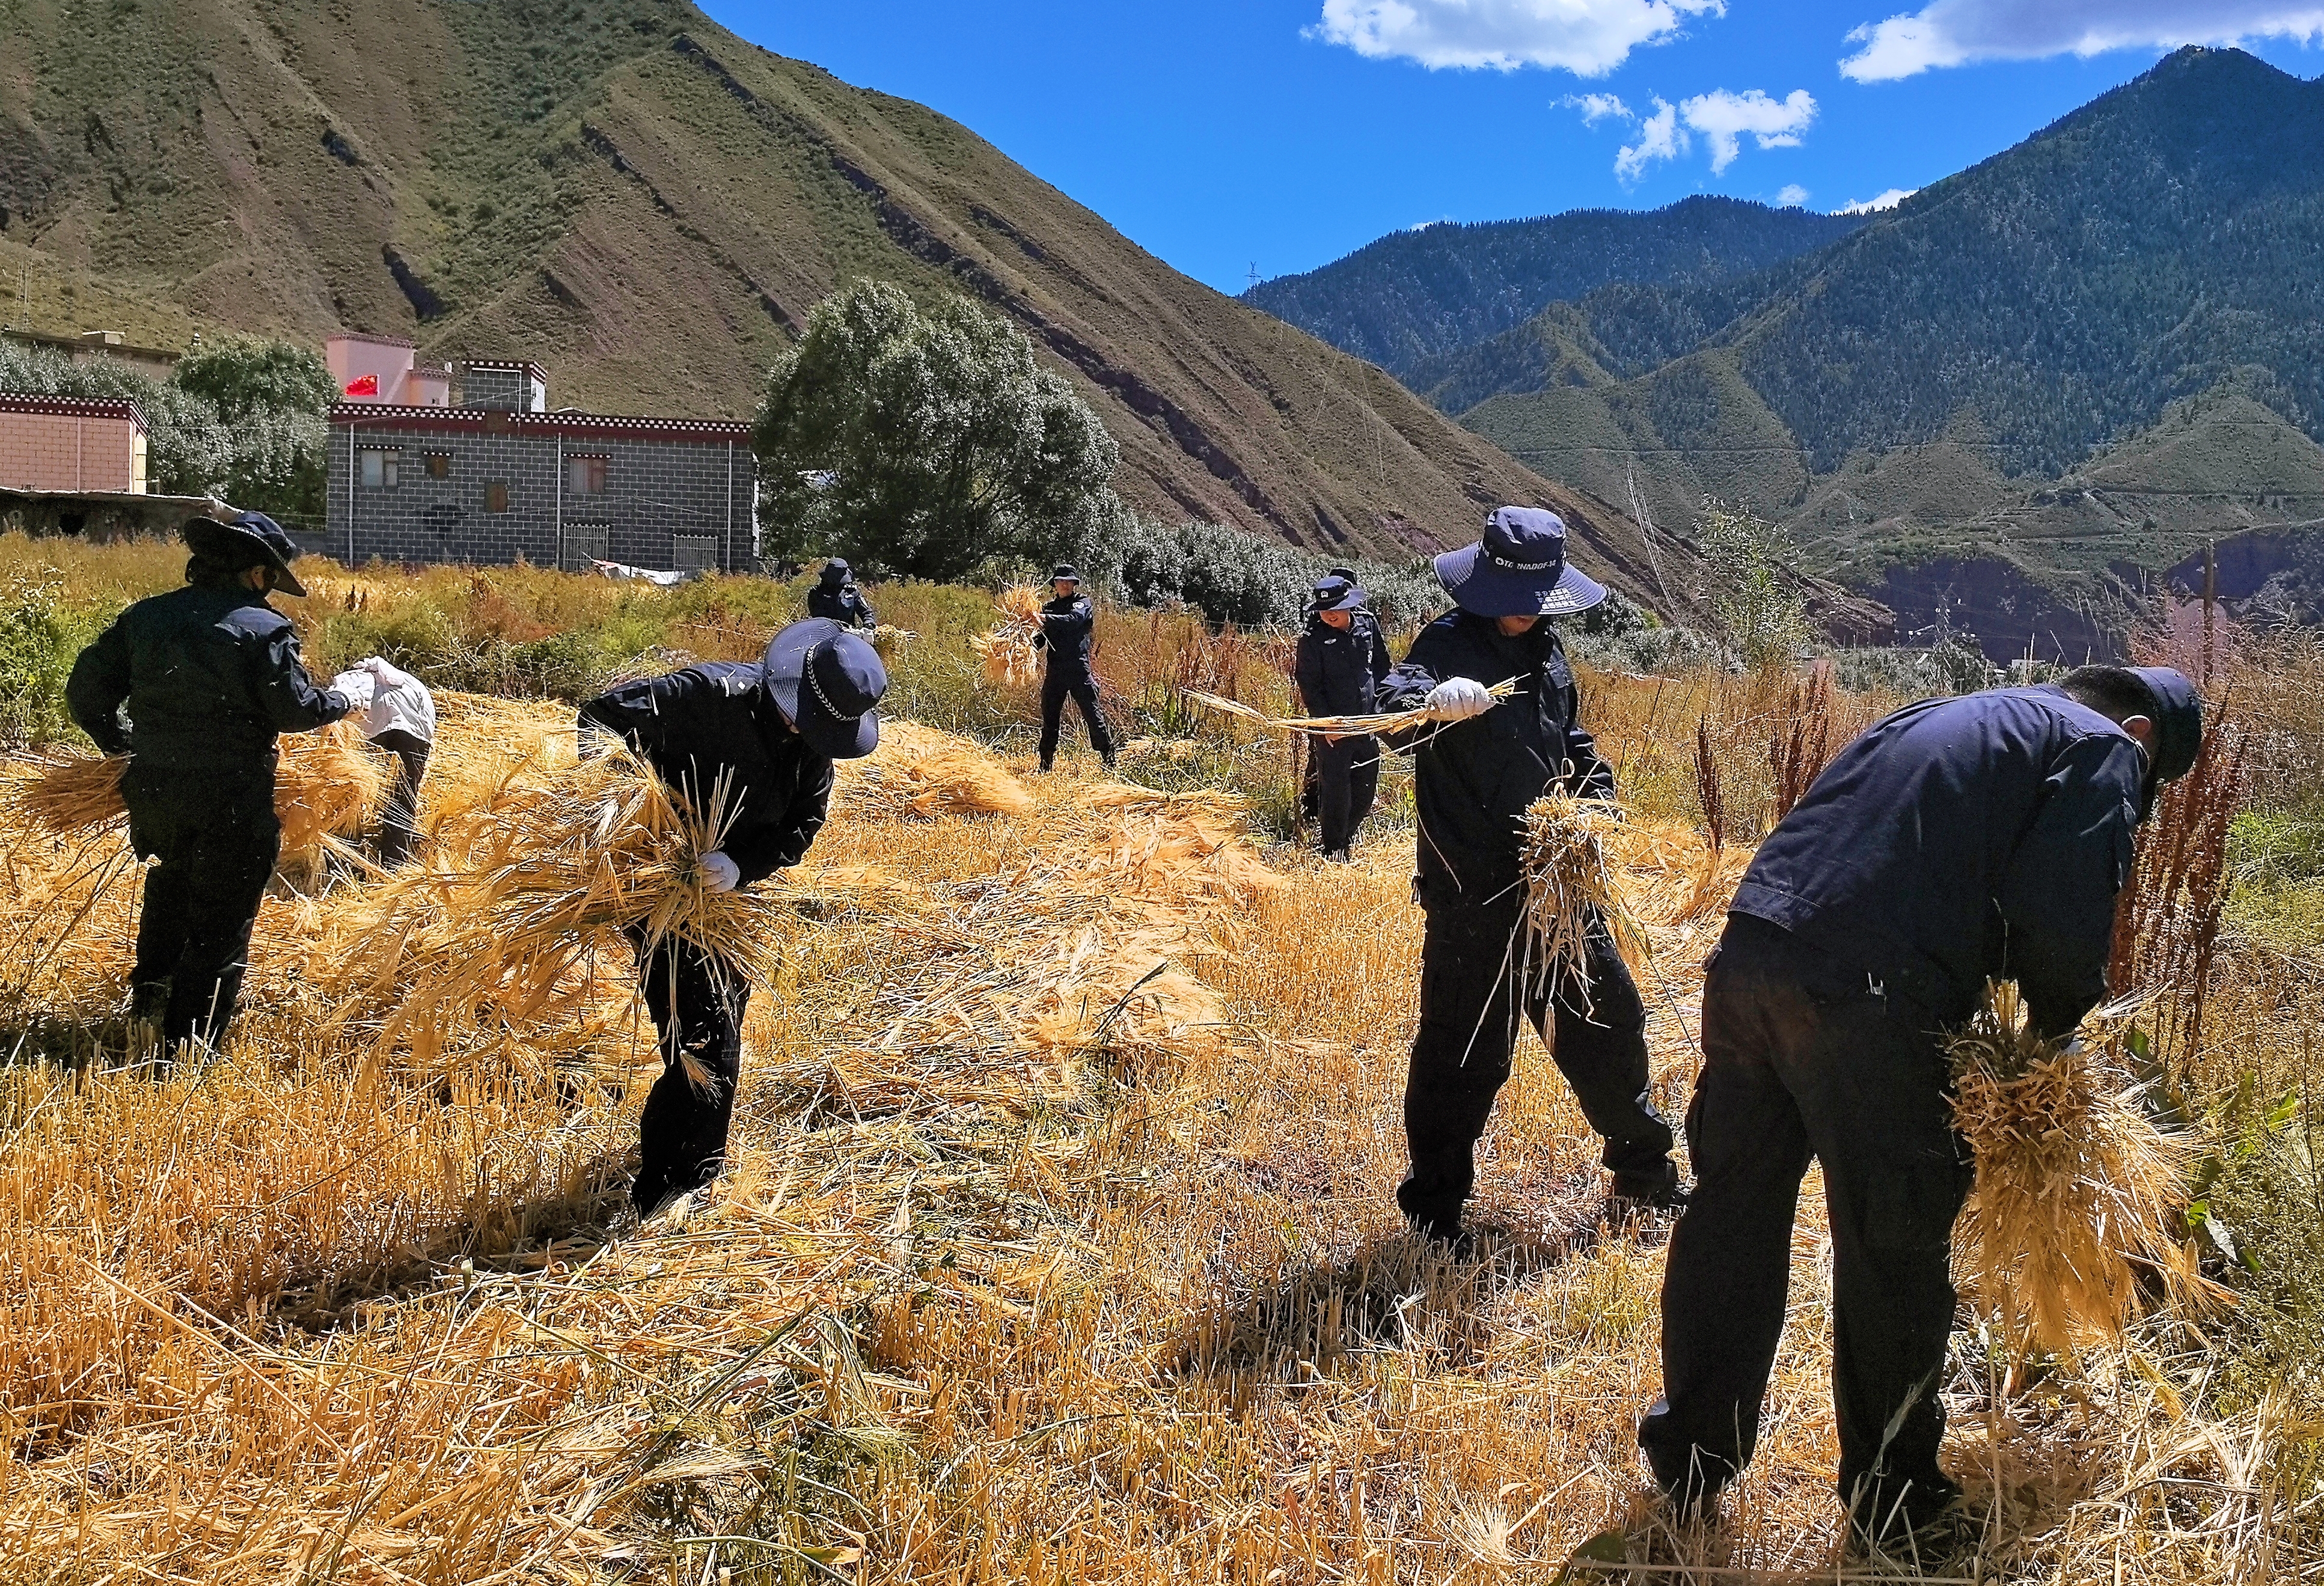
[1244,196,1862,385]
[0,0,1664,578]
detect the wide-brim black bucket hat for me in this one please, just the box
[763,618,885,760]
[1433,506,1605,618]
[182,511,309,597]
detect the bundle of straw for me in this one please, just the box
[1947,980,2219,1356]
[970,587,1046,689]
[1184,678,1520,739]
[335,745,788,1055]
[868,624,917,661]
[4,724,385,854]
[839,724,1035,821]
[1516,791,1652,1005]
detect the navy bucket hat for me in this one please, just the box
[183,510,310,597]
[1434,506,1605,618]
[1311,576,1366,614]
[763,618,886,760]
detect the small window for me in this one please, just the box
[566,454,607,496]
[485,480,510,513]
[424,453,451,480]
[671,534,718,573]
[359,449,400,489]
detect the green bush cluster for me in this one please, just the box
[0,578,111,748]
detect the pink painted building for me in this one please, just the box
[326,334,453,407]
[0,394,149,493]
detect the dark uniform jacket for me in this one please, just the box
[1378,612,1612,912]
[1033,594,1097,680]
[65,584,352,773]
[1295,615,1392,716]
[578,663,834,886]
[806,579,876,629]
[1732,686,2144,1035]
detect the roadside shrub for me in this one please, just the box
[0,578,109,748]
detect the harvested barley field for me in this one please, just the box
[1,544,2319,1584]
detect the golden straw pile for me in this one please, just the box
[1946,980,2219,1356]
[2,721,386,857]
[970,585,1046,688]
[1517,791,1652,1004]
[836,721,1035,821]
[329,740,790,1061]
[1185,677,1519,738]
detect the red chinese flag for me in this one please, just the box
[344,374,379,397]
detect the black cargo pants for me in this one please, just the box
[372,728,431,868]
[1038,668,1115,766]
[1398,900,1675,1238]
[122,765,281,1049]
[629,929,751,1217]
[1313,734,1381,854]
[1640,915,1972,1536]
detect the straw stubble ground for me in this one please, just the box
[0,704,2305,1582]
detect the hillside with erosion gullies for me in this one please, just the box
[1259,47,2324,658]
[0,0,1709,595]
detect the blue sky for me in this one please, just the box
[698,1,2324,294]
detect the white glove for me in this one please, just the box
[331,669,377,709]
[1424,678,1494,722]
[699,851,741,893]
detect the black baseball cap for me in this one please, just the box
[763,618,885,759]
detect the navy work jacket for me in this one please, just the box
[806,581,876,629]
[1295,613,1392,717]
[1377,612,1613,912]
[66,584,352,775]
[1732,685,2144,1036]
[1033,594,1097,680]
[577,662,834,886]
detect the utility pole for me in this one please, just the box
[1247,261,1260,293]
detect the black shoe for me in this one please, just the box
[1035,760,1054,775]
[1408,1218,1475,1261]
[1847,1477,1970,1562]
[1324,847,1351,864]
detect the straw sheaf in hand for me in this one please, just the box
[332,744,791,1063]
[971,585,1047,689]
[1948,980,2225,1358]
[1517,793,1653,1010]
[1183,678,1520,739]
[4,724,387,856]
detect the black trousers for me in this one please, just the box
[372,728,431,868]
[1398,903,1675,1236]
[629,931,751,1216]
[1313,734,1380,853]
[122,766,280,1048]
[1641,916,1972,1531]
[1038,669,1113,764]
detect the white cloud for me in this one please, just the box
[1563,91,1637,124]
[1776,183,1811,206]
[1678,87,1817,173]
[1615,98,1687,180]
[1312,0,1725,76]
[1840,1,2324,82]
[1835,186,1916,213]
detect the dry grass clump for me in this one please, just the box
[971,585,1046,689]
[335,743,789,1059]
[1948,980,2218,1357]
[1518,791,1652,1004]
[2,723,386,858]
[836,721,1035,821]
[1185,677,1519,738]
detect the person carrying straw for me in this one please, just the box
[806,557,878,630]
[330,656,437,867]
[1375,506,1683,1252]
[1638,664,2203,1554]
[64,510,355,1058]
[1294,575,1391,862]
[578,618,888,1217]
[1032,564,1115,773]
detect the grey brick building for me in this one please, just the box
[325,361,756,572]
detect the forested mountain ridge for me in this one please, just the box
[0,0,1679,579]
[1243,197,1863,385]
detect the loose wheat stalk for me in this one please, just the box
[1184,678,1521,738]
[1516,791,1652,1010]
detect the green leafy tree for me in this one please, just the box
[1696,500,1807,667]
[753,280,1122,581]
[172,339,335,421]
